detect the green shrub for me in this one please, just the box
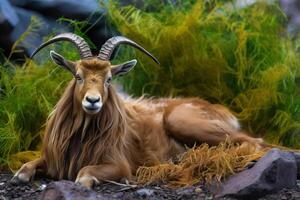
[0,17,81,165]
[106,0,300,148]
[0,60,73,164]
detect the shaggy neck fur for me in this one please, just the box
[42,80,130,180]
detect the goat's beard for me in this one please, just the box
[42,80,130,180]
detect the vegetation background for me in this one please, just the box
[0,0,300,170]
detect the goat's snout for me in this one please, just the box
[82,94,102,114]
[86,96,100,104]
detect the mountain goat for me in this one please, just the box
[12,33,264,188]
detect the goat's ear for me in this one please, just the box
[111,59,137,76]
[50,50,76,76]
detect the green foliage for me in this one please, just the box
[0,16,81,165]
[0,60,72,165]
[106,0,300,148]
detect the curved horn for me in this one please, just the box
[30,33,93,59]
[98,36,160,65]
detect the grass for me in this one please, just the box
[0,17,80,167]
[106,0,300,148]
[137,141,267,187]
[0,61,72,167]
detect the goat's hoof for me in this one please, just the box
[10,173,30,185]
[75,175,98,189]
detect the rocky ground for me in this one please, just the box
[0,172,299,200]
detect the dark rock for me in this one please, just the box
[281,0,300,35]
[296,180,300,188]
[216,148,297,199]
[0,171,298,199]
[0,0,18,34]
[0,5,60,59]
[294,152,300,178]
[9,0,103,20]
[1,0,113,58]
[0,0,19,54]
[176,187,198,199]
[39,180,98,200]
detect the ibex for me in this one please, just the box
[12,33,264,188]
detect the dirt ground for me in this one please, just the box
[0,173,299,200]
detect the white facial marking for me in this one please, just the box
[82,94,102,114]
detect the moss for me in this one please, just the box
[106,0,300,148]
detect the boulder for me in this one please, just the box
[8,0,111,49]
[0,0,19,53]
[9,8,59,56]
[216,148,297,199]
[0,3,62,58]
[281,0,300,35]
[9,0,103,20]
[0,0,18,34]
[1,0,112,58]
[294,152,300,178]
[39,180,101,200]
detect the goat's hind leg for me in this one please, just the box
[11,157,46,184]
[164,102,263,146]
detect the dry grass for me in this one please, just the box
[8,151,41,172]
[137,141,268,187]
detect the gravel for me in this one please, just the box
[0,173,299,200]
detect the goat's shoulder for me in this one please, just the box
[122,96,165,112]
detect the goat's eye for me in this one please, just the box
[106,77,112,85]
[75,74,83,83]
[105,77,111,86]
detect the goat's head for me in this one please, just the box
[31,33,159,115]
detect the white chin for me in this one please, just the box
[82,101,102,114]
[83,106,101,114]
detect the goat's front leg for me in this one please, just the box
[11,157,46,184]
[75,163,131,189]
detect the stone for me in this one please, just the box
[194,187,202,193]
[39,180,99,200]
[0,5,57,58]
[216,148,297,199]
[2,0,113,58]
[294,152,300,178]
[9,0,103,19]
[8,0,112,48]
[0,0,19,53]
[281,0,300,35]
[136,188,155,197]
[0,0,18,34]
[9,8,55,55]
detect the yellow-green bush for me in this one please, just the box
[0,17,81,165]
[0,60,72,165]
[106,0,300,148]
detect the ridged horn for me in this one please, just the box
[30,33,93,59]
[98,36,159,64]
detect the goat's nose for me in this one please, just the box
[86,96,100,104]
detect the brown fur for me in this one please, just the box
[13,59,264,188]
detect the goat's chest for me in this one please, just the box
[62,132,104,180]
